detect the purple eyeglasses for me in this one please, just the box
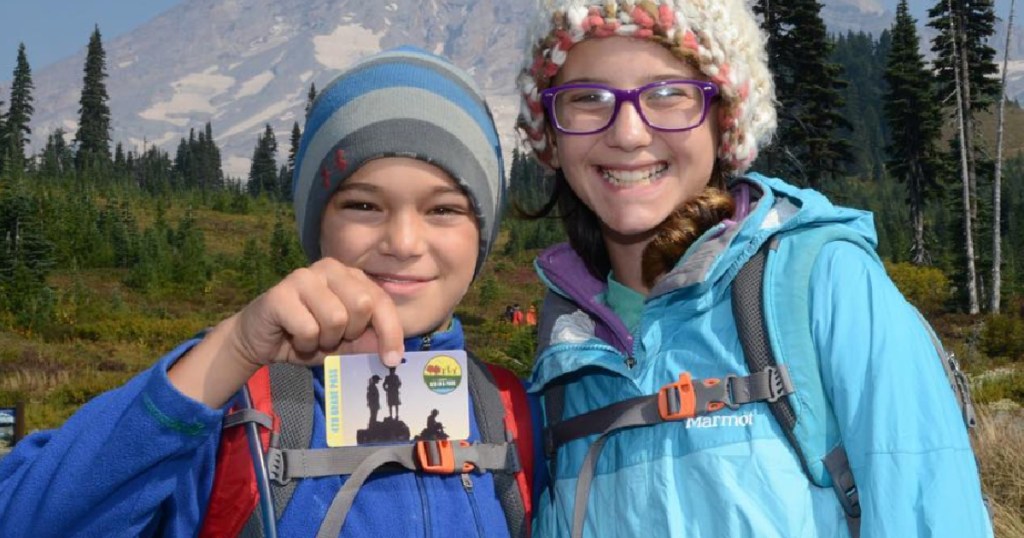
[540,79,719,135]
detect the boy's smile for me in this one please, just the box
[319,157,479,337]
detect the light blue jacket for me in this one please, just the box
[529,173,992,538]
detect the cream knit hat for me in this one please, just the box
[517,0,777,174]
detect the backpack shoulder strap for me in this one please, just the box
[732,231,863,537]
[467,352,532,538]
[240,364,315,538]
[202,364,314,538]
[201,366,276,538]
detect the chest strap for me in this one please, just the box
[545,367,794,538]
[260,440,519,538]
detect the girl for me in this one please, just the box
[0,47,531,538]
[516,1,992,536]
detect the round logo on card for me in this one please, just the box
[422,355,463,395]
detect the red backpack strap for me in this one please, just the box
[486,363,534,535]
[200,366,277,538]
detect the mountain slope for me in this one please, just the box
[11,0,1024,177]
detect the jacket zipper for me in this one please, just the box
[462,473,485,538]
[415,474,432,538]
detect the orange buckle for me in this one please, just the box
[658,373,697,421]
[415,439,474,474]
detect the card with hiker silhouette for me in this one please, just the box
[323,351,470,447]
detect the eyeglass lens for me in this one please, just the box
[553,82,708,133]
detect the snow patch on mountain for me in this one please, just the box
[139,69,235,126]
[314,25,383,70]
[235,71,275,99]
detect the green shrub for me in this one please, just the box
[885,261,951,315]
[972,370,1024,405]
[980,315,1024,361]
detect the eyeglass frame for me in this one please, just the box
[539,79,720,135]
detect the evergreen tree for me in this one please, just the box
[752,0,852,187]
[203,122,224,191]
[833,31,890,182]
[75,26,112,172]
[288,121,301,175]
[5,43,34,173]
[0,95,6,177]
[305,82,317,117]
[268,212,305,278]
[884,0,944,265]
[113,142,126,171]
[39,129,73,179]
[247,124,278,198]
[928,0,1000,311]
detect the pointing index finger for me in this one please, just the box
[369,287,405,367]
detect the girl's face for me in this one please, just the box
[320,157,479,337]
[551,37,719,242]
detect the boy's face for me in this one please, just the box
[320,157,479,337]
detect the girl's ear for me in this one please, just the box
[546,125,561,168]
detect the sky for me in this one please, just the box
[0,0,1016,80]
[0,0,183,80]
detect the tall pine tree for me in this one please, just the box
[753,0,852,188]
[5,43,34,175]
[928,0,1000,312]
[75,26,112,172]
[247,124,278,198]
[884,0,943,265]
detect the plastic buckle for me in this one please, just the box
[415,440,474,474]
[658,373,697,421]
[266,447,289,486]
[699,374,740,412]
[765,366,792,403]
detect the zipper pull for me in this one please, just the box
[461,472,473,491]
[422,335,432,351]
[624,356,637,369]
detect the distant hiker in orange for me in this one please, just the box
[511,303,525,326]
[525,305,537,326]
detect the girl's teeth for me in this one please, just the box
[601,164,667,185]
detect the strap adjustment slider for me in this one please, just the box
[415,439,474,474]
[658,373,697,421]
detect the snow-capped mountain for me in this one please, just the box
[7,0,1024,178]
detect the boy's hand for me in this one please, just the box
[169,258,405,408]
[230,257,406,369]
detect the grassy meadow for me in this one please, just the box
[0,192,1021,532]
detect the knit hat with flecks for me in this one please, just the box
[517,0,777,175]
[293,47,506,278]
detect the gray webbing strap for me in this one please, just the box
[548,368,793,452]
[223,408,274,430]
[823,446,861,538]
[555,368,793,538]
[240,365,315,538]
[312,442,517,538]
[915,309,977,430]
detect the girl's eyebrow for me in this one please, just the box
[560,73,698,85]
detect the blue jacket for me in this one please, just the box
[530,174,992,537]
[0,319,512,537]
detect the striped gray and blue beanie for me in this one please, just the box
[293,47,506,278]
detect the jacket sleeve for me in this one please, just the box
[0,339,227,538]
[809,242,993,538]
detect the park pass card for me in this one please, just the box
[323,350,470,447]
